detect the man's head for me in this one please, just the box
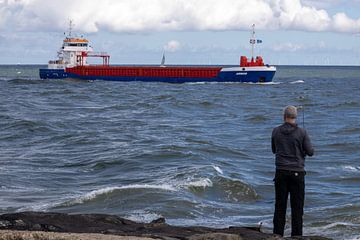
[283,105,297,123]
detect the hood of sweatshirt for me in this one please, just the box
[280,122,298,135]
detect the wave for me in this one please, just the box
[52,165,257,209]
[7,78,43,83]
[245,114,270,123]
[306,221,360,240]
[0,118,55,141]
[61,184,177,206]
[182,178,213,189]
[326,165,360,173]
[185,81,281,85]
[342,165,360,172]
[214,176,259,201]
[290,80,305,84]
[180,174,259,202]
[335,127,360,135]
[212,165,223,175]
[243,81,281,85]
[333,101,360,108]
[124,210,163,223]
[185,82,207,85]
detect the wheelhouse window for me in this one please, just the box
[64,43,88,47]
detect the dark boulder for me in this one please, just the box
[0,212,331,240]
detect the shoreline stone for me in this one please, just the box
[0,212,331,240]
[0,230,158,240]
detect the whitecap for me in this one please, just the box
[290,80,305,84]
[68,184,177,205]
[243,81,281,85]
[212,165,223,175]
[185,82,206,85]
[342,165,360,172]
[184,178,213,188]
[125,210,163,223]
[309,221,360,231]
[18,199,66,212]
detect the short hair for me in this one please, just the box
[284,105,297,119]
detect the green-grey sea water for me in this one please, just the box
[0,65,359,239]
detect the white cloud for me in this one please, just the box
[302,0,342,9]
[272,42,305,52]
[164,40,181,52]
[0,0,359,33]
[333,13,360,32]
[271,40,331,53]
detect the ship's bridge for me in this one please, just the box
[63,38,89,47]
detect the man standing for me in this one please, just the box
[271,105,314,237]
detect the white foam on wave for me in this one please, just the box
[18,198,68,212]
[348,237,360,240]
[305,221,360,239]
[342,165,360,172]
[260,81,281,85]
[319,222,358,230]
[184,178,213,188]
[185,82,207,85]
[212,165,223,175]
[243,81,281,85]
[70,184,177,205]
[290,80,305,84]
[326,165,360,172]
[125,210,163,223]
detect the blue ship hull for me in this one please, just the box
[39,68,276,83]
[39,69,69,79]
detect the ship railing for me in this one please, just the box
[78,51,110,66]
[84,52,110,57]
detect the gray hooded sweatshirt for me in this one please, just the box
[272,122,314,172]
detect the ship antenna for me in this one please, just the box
[251,24,256,60]
[68,19,75,37]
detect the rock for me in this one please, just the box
[284,237,331,240]
[189,233,242,240]
[0,230,159,240]
[31,224,42,231]
[150,218,166,225]
[14,220,26,228]
[0,221,11,228]
[0,212,332,240]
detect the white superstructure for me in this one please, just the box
[48,21,93,69]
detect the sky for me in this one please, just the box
[0,0,359,65]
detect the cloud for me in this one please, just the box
[270,40,331,53]
[164,40,181,52]
[333,13,360,32]
[272,42,305,52]
[0,0,359,34]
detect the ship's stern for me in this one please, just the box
[39,69,68,79]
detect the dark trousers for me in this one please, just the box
[273,169,305,237]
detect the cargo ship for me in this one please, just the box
[39,23,276,83]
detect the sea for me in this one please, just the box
[0,65,359,240]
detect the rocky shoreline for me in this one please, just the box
[0,212,331,240]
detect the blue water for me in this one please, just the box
[0,65,359,239]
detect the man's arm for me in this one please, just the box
[303,130,314,156]
[271,129,276,154]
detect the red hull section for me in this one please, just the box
[66,66,222,78]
